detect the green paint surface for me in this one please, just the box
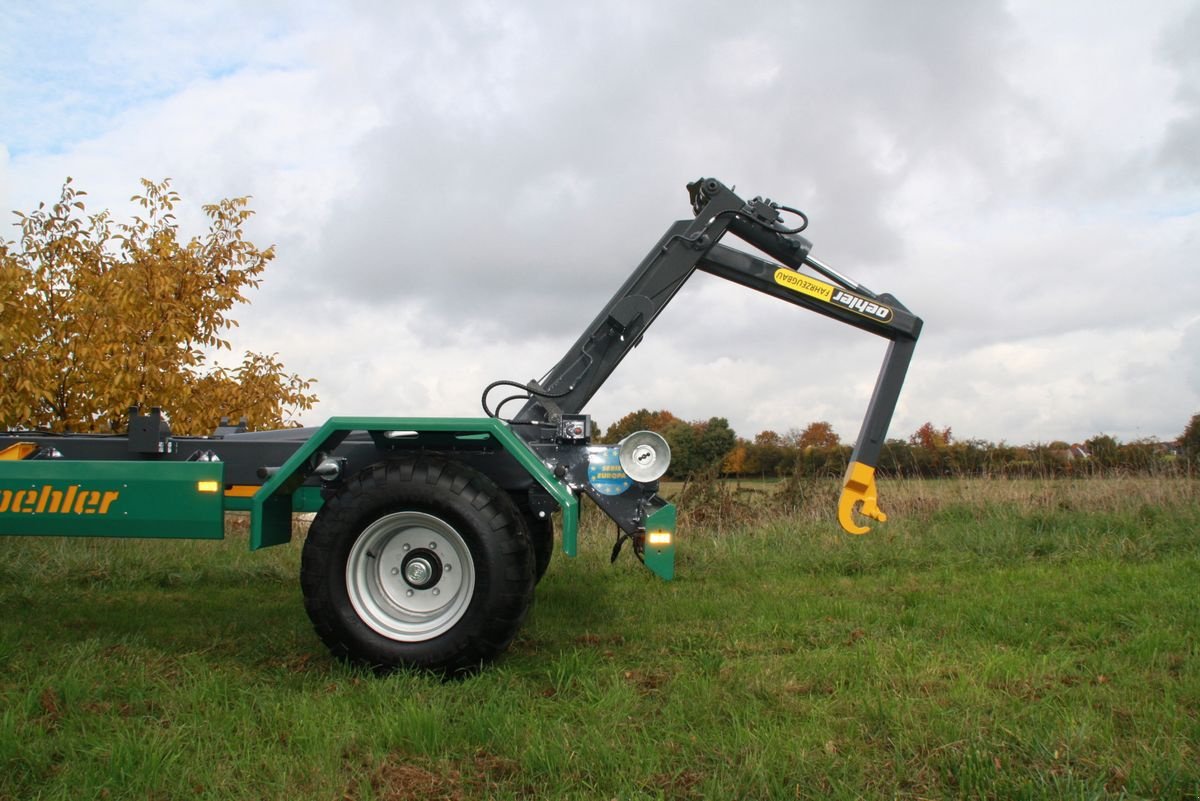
[0,460,224,540]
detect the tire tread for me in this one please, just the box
[300,455,533,675]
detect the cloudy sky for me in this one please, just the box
[2,0,1198,446]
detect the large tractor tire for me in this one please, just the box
[300,456,534,675]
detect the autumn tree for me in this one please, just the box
[601,410,736,477]
[599,408,680,444]
[0,178,317,434]
[794,420,840,449]
[910,422,952,450]
[722,440,749,476]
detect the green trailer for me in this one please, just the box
[0,178,922,675]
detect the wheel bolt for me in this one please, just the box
[390,567,399,576]
[429,542,437,549]
[406,589,414,597]
[404,557,434,587]
[432,588,440,596]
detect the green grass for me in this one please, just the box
[1,478,1198,800]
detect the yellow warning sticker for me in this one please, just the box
[774,268,834,302]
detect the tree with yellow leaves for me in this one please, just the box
[0,178,316,434]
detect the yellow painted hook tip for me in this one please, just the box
[838,462,887,536]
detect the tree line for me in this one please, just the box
[600,411,1200,480]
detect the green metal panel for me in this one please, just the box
[221,486,325,514]
[249,417,578,551]
[290,486,326,513]
[642,501,676,581]
[0,460,225,540]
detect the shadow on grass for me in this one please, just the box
[2,579,323,674]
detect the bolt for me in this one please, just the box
[406,589,414,597]
[405,558,433,586]
[402,543,411,551]
[432,588,440,596]
[429,542,437,550]
[390,567,399,576]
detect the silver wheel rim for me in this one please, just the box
[346,511,476,642]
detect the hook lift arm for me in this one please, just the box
[506,177,922,536]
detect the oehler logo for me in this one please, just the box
[771,268,894,324]
[831,289,893,322]
[0,485,121,515]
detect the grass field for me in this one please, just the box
[1,477,1198,800]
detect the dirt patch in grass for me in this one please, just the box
[37,687,64,729]
[573,632,625,647]
[369,762,463,801]
[350,751,524,801]
[623,668,668,694]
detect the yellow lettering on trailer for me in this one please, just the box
[35,485,52,513]
[75,491,99,514]
[99,491,120,514]
[0,485,121,516]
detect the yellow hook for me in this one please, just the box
[838,461,887,535]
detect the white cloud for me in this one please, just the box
[2,0,1198,446]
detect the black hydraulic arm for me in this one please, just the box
[697,243,921,532]
[510,184,750,423]
[507,177,923,534]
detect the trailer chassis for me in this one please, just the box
[1,177,922,674]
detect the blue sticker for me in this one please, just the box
[586,446,632,496]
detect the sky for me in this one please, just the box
[2,0,1198,446]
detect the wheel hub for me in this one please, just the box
[345,512,476,642]
[401,549,441,589]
